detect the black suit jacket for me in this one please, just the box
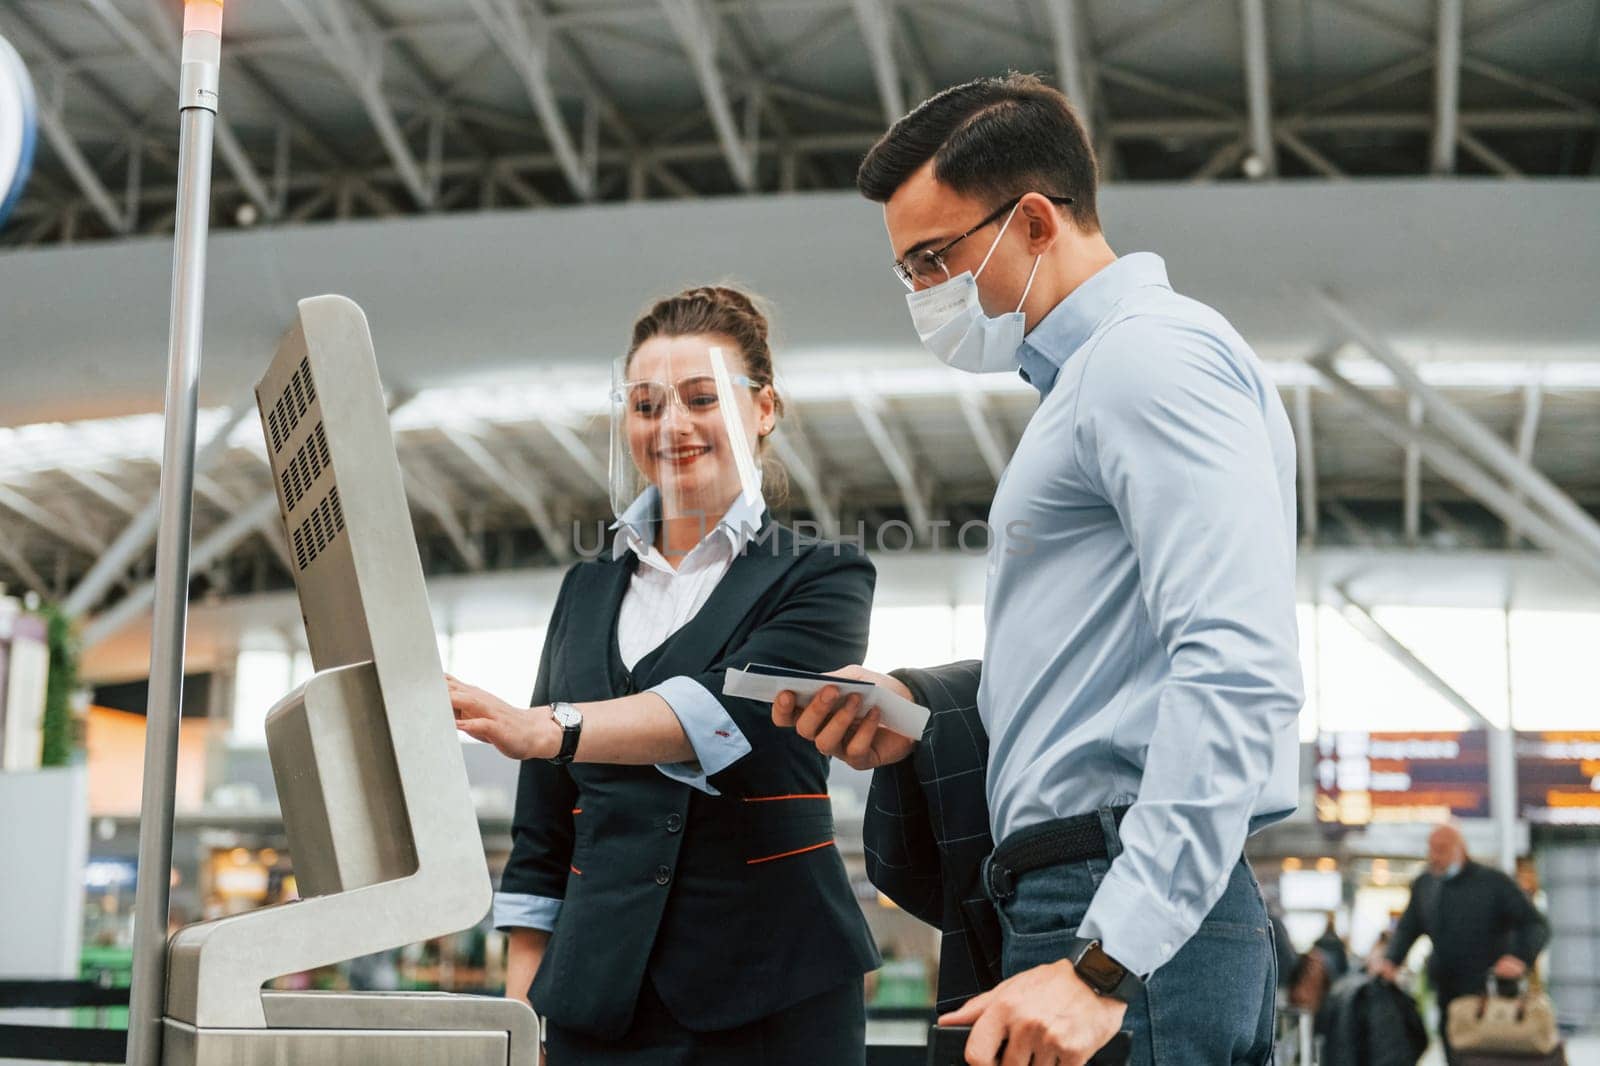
[500,518,882,1039]
[864,660,1003,1013]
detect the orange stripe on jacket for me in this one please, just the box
[746,841,835,866]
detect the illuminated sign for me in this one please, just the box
[1315,730,1489,825]
[1516,732,1600,825]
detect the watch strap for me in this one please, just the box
[548,702,581,765]
[1067,937,1143,1004]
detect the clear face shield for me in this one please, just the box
[608,342,766,546]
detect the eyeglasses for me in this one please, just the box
[892,193,1075,290]
[616,373,757,419]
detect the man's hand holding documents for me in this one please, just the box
[737,663,928,771]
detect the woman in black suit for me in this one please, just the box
[448,286,880,1065]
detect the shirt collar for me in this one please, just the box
[610,485,767,563]
[1016,252,1172,397]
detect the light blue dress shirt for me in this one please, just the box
[491,489,761,934]
[986,253,1304,977]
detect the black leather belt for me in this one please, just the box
[986,806,1131,900]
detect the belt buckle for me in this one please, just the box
[987,859,1016,902]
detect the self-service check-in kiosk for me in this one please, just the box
[159,295,539,1064]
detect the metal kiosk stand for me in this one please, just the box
[158,296,540,1065]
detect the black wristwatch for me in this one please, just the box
[1066,938,1143,1004]
[548,702,583,765]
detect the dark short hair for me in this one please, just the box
[856,73,1099,232]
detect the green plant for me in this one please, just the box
[39,604,78,767]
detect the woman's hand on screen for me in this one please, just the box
[447,675,558,760]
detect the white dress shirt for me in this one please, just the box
[491,488,762,934]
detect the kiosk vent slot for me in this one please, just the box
[279,422,332,514]
[268,358,316,455]
[291,483,348,572]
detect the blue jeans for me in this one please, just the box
[985,814,1276,1065]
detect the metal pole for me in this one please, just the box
[126,4,223,1065]
[1432,0,1462,174]
[1494,607,1520,874]
[1239,0,1276,178]
[1489,722,1519,874]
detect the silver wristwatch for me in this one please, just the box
[548,702,583,765]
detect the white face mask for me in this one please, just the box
[905,201,1043,374]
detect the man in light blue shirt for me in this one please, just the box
[774,74,1302,1065]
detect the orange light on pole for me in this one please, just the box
[182,0,224,38]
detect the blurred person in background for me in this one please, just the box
[1315,912,1350,981]
[1370,824,1549,1064]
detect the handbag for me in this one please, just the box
[1446,977,1560,1056]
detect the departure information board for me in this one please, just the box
[1317,730,1600,826]
[1516,732,1600,825]
[1315,730,1490,825]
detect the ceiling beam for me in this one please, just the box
[463,0,596,201]
[0,529,51,600]
[1191,137,1248,182]
[1238,0,1276,178]
[60,404,252,618]
[1096,0,1205,59]
[1505,379,1544,549]
[956,386,1010,484]
[1275,129,1345,178]
[1458,130,1522,177]
[1326,500,1378,548]
[1311,290,1600,564]
[81,492,280,648]
[851,393,931,542]
[851,0,905,125]
[402,455,486,571]
[1098,65,1238,119]
[0,483,106,555]
[1310,356,1600,588]
[1041,0,1092,136]
[138,0,347,172]
[34,98,128,234]
[277,0,436,209]
[194,475,293,574]
[1330,583,1493,729]
[538,420,609,494]
[888,7,933,106]
[1293,53,1434,118]
[769,425,837,538]
[77,0,278,218]
[441,424,571,563]
[659,0,757,192]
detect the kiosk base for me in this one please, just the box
[162,990,539,1065]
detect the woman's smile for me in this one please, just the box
[656,443,712,467]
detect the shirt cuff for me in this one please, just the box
[648,675,753,795]
[492,891,562,933]
[1078,861,1199,978]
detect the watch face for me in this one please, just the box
[552,705,582,728]
[1075,943,1127,995]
